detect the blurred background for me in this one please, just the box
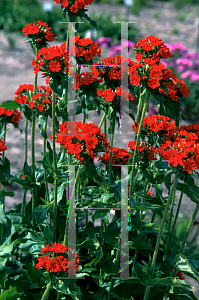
[0,0,199,295]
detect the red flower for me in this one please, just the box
[36,243,80,274]
[51,121,110,163]
[15,84,52,114]
[53,0,93,13]
[32,43,69,77]
[22,21,55,49]
[98,147,132,166]
[0,138,7,156]
[171,266,185,280]
[48,61,61,72]
[0,107,22,124]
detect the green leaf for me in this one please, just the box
[0,242,14,256]
[131,202,164,211]
[0,190,14,198]
[108,106,113,120]
[44,225,53,242]
[34,205,48,225]
[49,76,63,97]
[0,100,20,110]
[37,114,47,139]
[176,183,199,204]
[113,282,143,299]
[133,259,147,285]
[0,217,15,246]
[25,263,42,284]
[0,286,18,300]
[140,88,148,103]
[91,210,110,223]
[54,279,82,300]
[172,254,199,282]
[0,258,7,272]
[89,229,103,261]
[0,204,7,225]
[99,258,118,275]
[37,149,54,176]
[102,231,118,246]
[145,277,193,288]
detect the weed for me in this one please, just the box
[171,26,180,35]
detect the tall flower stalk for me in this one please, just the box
[21,117,28,216]
[129,90,150,207]
[31,71,38,226]
[52,92,58,243]
[143,172,179,300]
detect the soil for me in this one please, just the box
[0,1,199,295]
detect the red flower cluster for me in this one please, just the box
[132,114,199,174]
[159,129,199,174]
[132,114,177,135]
[127,140,158,161]
[72,68,103,91]
[53,0,93,14]
[171,266,185,280]
[97,86,134,102]
[32,42,69,76]
[97,87,134,102]
[50,121,111,163]
[98,146,132,166]
[0,138,7,156]
[69,36,101,62]
[0,107,22,124]
[36,243,80,275]
[129,35,189,102]
[133,35,172,63]
[22,20,55,48]
[15,84,53,113]
[91,55,132,84]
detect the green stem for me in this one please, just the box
[86,209,88,227]
[31,72,38,226]
[52,92,58,243]
[108,110,116,185]
[41,275,55,300]
[2,121,7,209]
[108,278,115,300]
[104,110,107,176]
[31,110,36,225]
[56,291,61,300]
[2,121,6,160]
[171,191,183,235]
[143,172,179,300]
[138,178,148,220]
[99,111,106,129]
[163,202,199,298]
[82,113,85,124]
[180,203,199,253]
[63,154,71,246]
[43,121,51,225]
[108,235,120,299]
[129,91,150,208]
[163,186,176,261]
[21,117,28,216]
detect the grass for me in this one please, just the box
[177,13,188,22]
[153,10,161,19]
[171,26,180,35]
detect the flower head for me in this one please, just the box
[22,21,55,50]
